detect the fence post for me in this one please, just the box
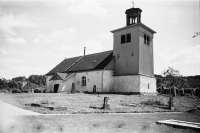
[169,96,174,111]
[102,97,110,110]
[93,85,96,93]
[71,83,75,93]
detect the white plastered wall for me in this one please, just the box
[113,75,140,92]
[74,70,113,92]
[139,75,156,93]
[113,75,156,93]
[45,70,114,93]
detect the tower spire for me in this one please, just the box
[131,0,135,8]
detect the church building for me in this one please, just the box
[45,6,157,93]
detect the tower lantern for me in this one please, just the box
[125,8,142,26]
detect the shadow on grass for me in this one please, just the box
[84,92,140,95]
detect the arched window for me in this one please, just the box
[82,76,86,86]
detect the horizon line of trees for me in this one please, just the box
[0,75,46,93]
[155,67,200,96]
[0,67,200,95]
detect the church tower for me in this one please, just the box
[111,5,156,93]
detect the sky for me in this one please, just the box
[0,0,200,79]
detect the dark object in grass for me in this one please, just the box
[89,97,110,110]
[169,96,174,111]
[34,124,44,132]
[187,108,200,115]
[116,122,126,128]
[92,123,100,127]
[84,91,140,95]
[30,103,42,107]
[25,103,67,111]
[101,97,110,110]
[58,125,64,131]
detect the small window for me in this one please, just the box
[148,83,149,89]
[144,35,147,44]
[82,76,86,86]
[121,35,125,44]
[144,34,150,45]
[147,36,150,45]
[127,34,131,43]
[121,33,131,44]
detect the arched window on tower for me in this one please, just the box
[82,76,86,86]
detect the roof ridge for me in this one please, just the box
[83,50,113,57]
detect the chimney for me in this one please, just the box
[84,47,86,56]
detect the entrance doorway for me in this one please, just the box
[54,84,59,93]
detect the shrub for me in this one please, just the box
[195,88,200,96]
[12,89,21,93]
[34,88,41,93]
[75,90,81,93]
[22,89,29,93]
[0,89,9,94]
[141,99,165,106]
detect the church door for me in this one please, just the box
[54,84,59,93]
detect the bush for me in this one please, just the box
[195,88,200,96]
[0,89,9,94]
[22,89,29,93]
[34,88,41,93]
[12,89,21,93]
[75,90,81,93]
[141,99,165,106]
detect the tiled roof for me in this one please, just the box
[67,50,113,72]
[46,56,82,75]
[46,50,113,75]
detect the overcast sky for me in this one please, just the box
[0,0,200,79]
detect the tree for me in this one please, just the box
[161,67,191,96]
[176,77,189,89]
[0,78,8,89]
[8,80,19,90]
[162,67,181,88]
[12,76,27,91]
[12,76,26,82]
[28,75,46,86]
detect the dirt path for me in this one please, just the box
[0,101,40,133]
[0,100,40,116]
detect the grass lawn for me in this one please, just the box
[10,113,200,133]
[0,93,199,114]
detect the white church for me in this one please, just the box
[45,6,157,94]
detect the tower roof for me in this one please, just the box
[110,23,156,34]
[125,8,142,14]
